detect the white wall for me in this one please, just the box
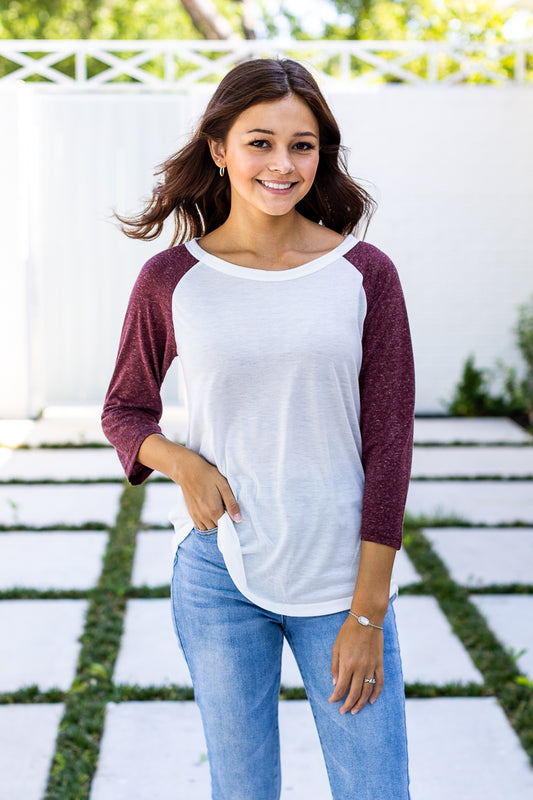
[1,84,532,416]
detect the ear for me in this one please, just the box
[208,139,226,168]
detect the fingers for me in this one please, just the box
[330,646,339,688]
[329,667,379,715]
[369,665,384,704]
[217,476,242,522]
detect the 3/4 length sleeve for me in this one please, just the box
[101,247,194,484]
[350,244,415,550]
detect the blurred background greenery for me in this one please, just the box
[0,0,531,43]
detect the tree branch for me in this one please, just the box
[181,0,238,39]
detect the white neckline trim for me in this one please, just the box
[184,234,360,281]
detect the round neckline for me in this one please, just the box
[184,235,359,282]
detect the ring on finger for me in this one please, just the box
[363,677,376,684]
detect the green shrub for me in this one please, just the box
[517,297,533,411]
[448,356,528,422]
[448,297,533,425]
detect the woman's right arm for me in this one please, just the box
[102,251,240,528]
[137,433,241,530]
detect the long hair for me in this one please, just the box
[116,59,376,245]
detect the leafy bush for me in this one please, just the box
[448,297,533,426]
[448,356,528,419]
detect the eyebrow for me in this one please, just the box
[246,128,318,139]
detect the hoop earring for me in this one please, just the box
[219,166,225,177]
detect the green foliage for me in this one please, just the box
[0,0,237,40]
[449,299,533,422]
[1,0,527,43]
[448,355,529,419]
[517,297,533,380]
[332,0,516,43]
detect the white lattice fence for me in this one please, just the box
[0,39,532,88]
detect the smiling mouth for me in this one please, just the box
[258,180,297,191]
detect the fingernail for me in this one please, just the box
[232,513,242,522]
[332,677,337,686]
[351,708,359,715]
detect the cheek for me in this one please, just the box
[231,153,264,180]
[303,155,320,180]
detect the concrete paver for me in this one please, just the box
[394,596,483,685]
[470,595,533,681]
[393,547,421,587]
[131,530,174,587]
[113,599,190,687]
[407,480,533,525]
[0,448,124,481]
[406,697,533,799]
[0,599,87,691]
[413,417,533,444]
[411,446,533,477]
[424,527,533,587]
[90,701,331,800]
[141,482,179,527]
[0,531,108,590]
[0,704,64,800]
[0,484,122,527]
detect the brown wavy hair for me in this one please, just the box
[116,58,376,245]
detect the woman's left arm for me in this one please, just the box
[328,540,395,713]
[328,245,415,714]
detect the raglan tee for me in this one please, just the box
[102,234,415,616]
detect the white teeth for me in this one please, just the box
[260,181,293,190]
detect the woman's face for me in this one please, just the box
[211,93,320,220]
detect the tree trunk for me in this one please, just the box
[181,0,238,39]
[237,0,257,39]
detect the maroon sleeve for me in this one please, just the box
[101,246,197,484]
[346,243,415,550]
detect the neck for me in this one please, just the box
[218,206,309,257]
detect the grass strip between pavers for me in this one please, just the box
[402,522,533,766]
[43,481,145,800]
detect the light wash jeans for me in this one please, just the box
[170,526,410,800]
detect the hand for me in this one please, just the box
[328,615,384,714]
[177,449,241,530]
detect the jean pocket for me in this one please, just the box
[193,526,218,538]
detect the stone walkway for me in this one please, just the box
[0,410,533,799]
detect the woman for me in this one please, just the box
[102,58,414,800]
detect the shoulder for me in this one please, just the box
[125,243,199,317]
[135,243,199,294]
[344,240,402,294]
[343,240,397,277]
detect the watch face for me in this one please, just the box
[359,616,370,626]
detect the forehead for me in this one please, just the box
[230,94,319,135]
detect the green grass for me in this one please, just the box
[43,481,145,800]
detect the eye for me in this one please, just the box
[249,139,270,148]
[294,141,316,151]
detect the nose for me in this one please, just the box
[268,147,294,174]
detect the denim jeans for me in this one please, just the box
[170,526,411,800]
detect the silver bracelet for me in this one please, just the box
[348,611,383,630]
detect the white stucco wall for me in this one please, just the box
[1,84,532,416]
